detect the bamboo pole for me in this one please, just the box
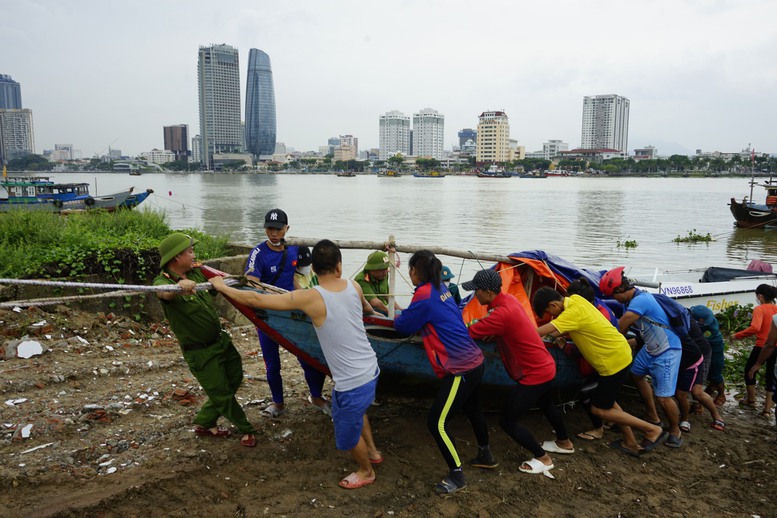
[387,234,396,319]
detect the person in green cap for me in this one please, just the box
[441,266,461,306]
[153,232,257,447]
[356,250,402,316]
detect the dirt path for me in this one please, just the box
[1,305,776,517]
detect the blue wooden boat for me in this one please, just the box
[200,255,589,394]
[0,176,153,212]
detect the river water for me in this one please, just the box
[48,172,777,299]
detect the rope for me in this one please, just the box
[0,290,146,308]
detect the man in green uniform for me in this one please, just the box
[356,250,402,315]
[154,232,257,447]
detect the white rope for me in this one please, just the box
[0,278,240,292]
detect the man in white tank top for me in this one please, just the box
[210,239,382,490]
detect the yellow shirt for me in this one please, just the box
[549,295,632,376]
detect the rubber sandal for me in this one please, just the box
[738,398,756,409]
[307,395,332,417]
[240,434,257,447]
[640,431,669,452]
[260,403,286,419]
[541,440,574,454]
[711,419,725,431]
[576,431,602,441]
[665,434,683,448]
[369,453,384,465]
[519,458,555,474]
[339,471,376,490]
[607,440,642,458]
[434,477,466,494]
[679,420,691,433]
[194,425,232,438]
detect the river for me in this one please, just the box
[46,172,777,299]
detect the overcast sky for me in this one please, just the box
[5,0,776,158]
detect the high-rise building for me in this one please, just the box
[245,48,276,158]
[0,109,35,163]
[475,111,510,164]
[581,94,630,152]
[163,124,189,162]
[0,75,22,110]
[412,108,444,160]
[191,135,202,164]
[379,110,410,160]
[458,128,476,148]
[338,135,358,157]
[197,44,242,169]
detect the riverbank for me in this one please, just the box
[1,303,776,517]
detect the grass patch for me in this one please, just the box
[0,208,231,282]
[673,229,713,243]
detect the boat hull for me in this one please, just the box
[729,197,777,228]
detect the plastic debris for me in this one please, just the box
[20,424,33,438]
[17,340,43,359]
[5,398,28,406]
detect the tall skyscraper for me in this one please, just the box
[0,109,35,163]
[197,44,242,169]
[458,128,476,148]
[378,110,411,160]
[245,48,276,158]
[412,108,444,160]
[580,94,630,152]
[163,124,189,161]
[0,75,22,110]
[475,111,510,163]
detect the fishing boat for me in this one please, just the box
[729,178,777,228]
[0,176,152,212]
[200,245,593,394]
[377,170,401,177]
[477,165,512,178]
[335,171,356,177]
[413,171,446,178]
[518,170,547,179]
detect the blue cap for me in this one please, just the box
[441,266,455,280]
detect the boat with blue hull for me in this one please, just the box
[0,176,153,212]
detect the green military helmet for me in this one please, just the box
[365,250,390,271]
[159,232,199,267]
[441,266,455,280]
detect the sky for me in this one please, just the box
[4,0,776,158]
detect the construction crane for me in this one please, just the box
[94,138,119,159]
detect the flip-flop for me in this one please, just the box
[640,431,669,452]
[369,454,384,465]
[664,434,683,448]
[307,395,332,417]
[607,439,642,458]
[711,419,725,431]
[519,458,554,474]
[434,477,467,494]
[339,471,376,490]
[577,431,602,441]
[194,425,232,438]
[541,440,575,454]
[679,421,692,433]
[260,403,286,419]
[240,434,257,448]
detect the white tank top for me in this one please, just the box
[313,280,379,391]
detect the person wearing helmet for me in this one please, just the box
[356,250,402,315]
[244,209,329,418]
[293,246,318,290]
[601,267,685,448]
[153,232,257,447]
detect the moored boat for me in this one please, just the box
[477,165,512,178]
[729,179,777,228]
[413,171,446,178]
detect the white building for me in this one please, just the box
[634,145,658,160]
[526,139,569,160]
[0,108,34,163]
[191,135,202,164]
[412,108,444,160]
[140,148,176,164]
[476,110,510,163]
[379,110,411,160]
[581,94,630,152]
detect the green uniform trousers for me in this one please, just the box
[182,331,256,434]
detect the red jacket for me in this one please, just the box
[468,292,555,385]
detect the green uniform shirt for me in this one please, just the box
[356,269,389,305]
[153,267,221,347]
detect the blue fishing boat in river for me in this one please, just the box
[0,175,153,212]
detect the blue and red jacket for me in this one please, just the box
[394,282,483,378]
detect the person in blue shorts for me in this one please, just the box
[245,209,329,418]
[600,267,684,448]
[211,239,382,489]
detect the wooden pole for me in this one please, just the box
[387,235,396,319]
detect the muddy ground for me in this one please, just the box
[1,304,776,518]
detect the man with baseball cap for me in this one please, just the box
[464,269,573,475]
[356,250,402,315]
[245,209,329,418]
[153,232,257,447]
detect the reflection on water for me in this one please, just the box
[44,173,777,279]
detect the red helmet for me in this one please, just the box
[599,266,626,296]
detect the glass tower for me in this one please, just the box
[197,44,242,169]
[0,75,22,109]
[245,49,276,157]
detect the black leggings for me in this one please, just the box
[427,363,488,470]
[500,380,569,458]
[745,345,777,392]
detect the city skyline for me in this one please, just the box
[4,1,777,158]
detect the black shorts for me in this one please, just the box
[590,364,631,411]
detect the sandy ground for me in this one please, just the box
[1,304,776,518]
